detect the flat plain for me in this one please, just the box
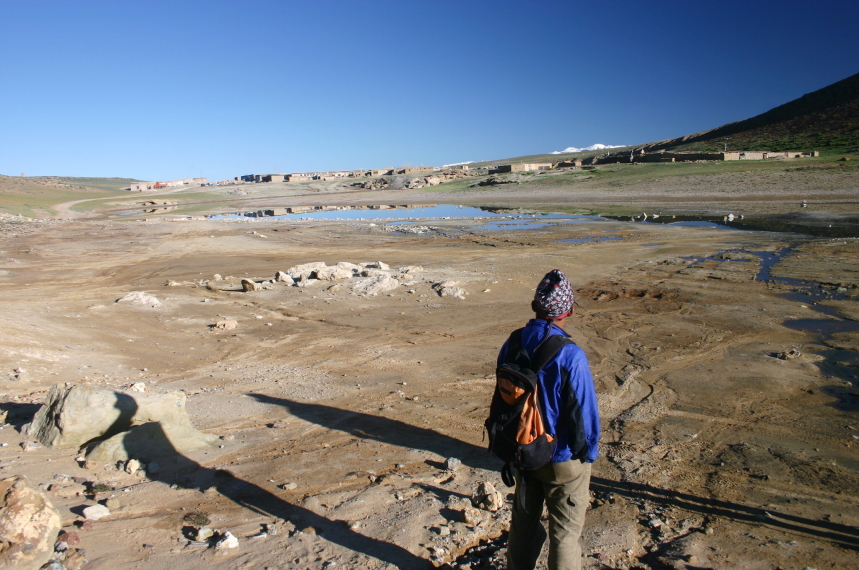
[1,158,858,569]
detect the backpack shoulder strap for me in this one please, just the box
[530,334,573,372]
[503,328,527,366]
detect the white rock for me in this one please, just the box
[274,271,294,284]
[82,504,110,520]
[125,459,142,474]
[216,531,239,549]
[129,382,146,393]
[352,275,399,297]
[115,291,161,308]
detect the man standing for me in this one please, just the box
[499,269,600,570]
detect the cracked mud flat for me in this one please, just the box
[0,211,858,569]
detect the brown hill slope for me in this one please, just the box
[644,72,859,152]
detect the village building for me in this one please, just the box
[489,163,553,174]
[395,166,435,175]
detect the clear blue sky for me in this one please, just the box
[1,1,857,182]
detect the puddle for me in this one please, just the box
[557,236,621,243]
[781,319,859,336]
[604,214,859,238]
[471,221,555,231]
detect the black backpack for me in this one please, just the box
[485,328,572,484]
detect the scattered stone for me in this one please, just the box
[76,520,93,531]
[214,319,238,330]
[215,531,239,549]
[241,279,261,292]
[115,291,161,308]
[352,275,399,297]
[436,525,450,537]
[461,507,482,525]
[212,274,223,281]
[0,476,62,570]
[471,481,503,512]
[274,271,294,284]
[288,262,328,280]
[129,382,146,393]
[82,504,110,521]
[433,281,467,300]
[57,531,80,546]
[314,266,353,281]
[24,383,198,449]
[444,457,462,471]
[279,482,298,490]
[21,441,40,452]
[62,548,87,570]
[776,349,801,360]
[195,527,214,542]
[104,498,120,510]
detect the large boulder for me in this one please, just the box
[86,421,218,462]
[0,476,61,570]
[23,384,194,449]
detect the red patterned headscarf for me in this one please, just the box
[534,269,574,318]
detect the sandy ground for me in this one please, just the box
[1,173,859,569]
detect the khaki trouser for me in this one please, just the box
[507,459,592,570]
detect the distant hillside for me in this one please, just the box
[0,175,138,217]
[643,72,859,153]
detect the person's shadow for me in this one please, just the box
[247,394,498,471]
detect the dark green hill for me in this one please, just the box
[644,72,859,153]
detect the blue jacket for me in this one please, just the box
[497,319,600,463]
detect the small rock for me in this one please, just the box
[125,459,142,475]
[776,349,801,360]
[437,525,450,537]
[21,441,41,452]
[147,462,159,474]
[129,382,146,393]
[461,507,482,525]
[54,540,69,552]
[82,504,110,521]
[471,481,502,512]
[196,527,214,541]
[40,562,68,570]
[77,520,94,531]
[63,548,87,570]
[212,274,223,281]
[444,457,462,471]
[215,531,239,549]
[279,482,298,490]
[57,531,80,546]
[241,279,261,292]
[214,320,238,330]
[104,498,120,510]
[347,520,361,530]
[82,461,97,470]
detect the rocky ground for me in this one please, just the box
[1,172,858,569]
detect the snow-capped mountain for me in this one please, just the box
[551,143,624,154]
